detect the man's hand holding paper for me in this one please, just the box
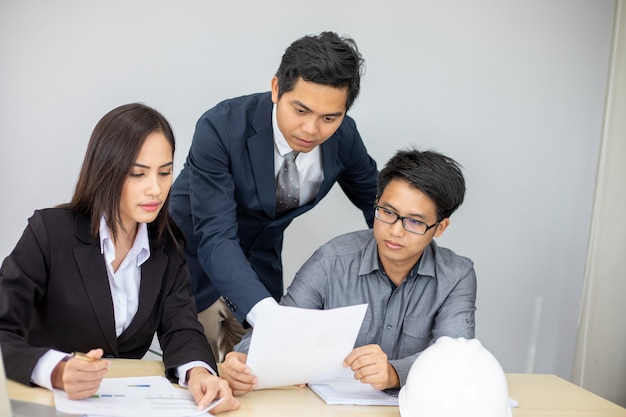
[222,304,367,393]
[220,352,257,395]
[344,344,400,390]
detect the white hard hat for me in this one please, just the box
[399,336,512,417]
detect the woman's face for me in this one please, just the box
[119,131,173,232]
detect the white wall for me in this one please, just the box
[0,0,615,381]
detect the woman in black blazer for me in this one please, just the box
[0,103,238,413]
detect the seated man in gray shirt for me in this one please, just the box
[220,148,476,395]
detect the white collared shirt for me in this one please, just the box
[99,216,150,337]
[272,104,324,206]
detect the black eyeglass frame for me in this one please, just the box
[373,205,440,235]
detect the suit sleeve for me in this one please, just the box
[186,114,271,322]
[0,212,55,385]
[233,248,327,354]
[157,250,218,379]
[336,120,378,228]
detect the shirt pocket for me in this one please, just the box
[398,317,433,358]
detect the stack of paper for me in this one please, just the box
[308,368,399,406]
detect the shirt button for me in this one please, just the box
[386,324,392,329]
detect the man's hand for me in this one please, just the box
[220,351,257,396]
[186,367,240,414]
[51,348,110,399]
[344,344,400,390]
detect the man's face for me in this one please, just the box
[272,76,348,153]
[374,178,449,274]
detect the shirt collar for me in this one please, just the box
[358,234,381,276]
[272,104,294,156]
[99,216,151,267]
[415,240,437,279]
[358,231,436,281]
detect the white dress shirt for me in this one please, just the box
[100,216,149,337]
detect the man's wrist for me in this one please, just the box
[387,363,400,389]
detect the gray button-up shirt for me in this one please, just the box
[236,229,476,386]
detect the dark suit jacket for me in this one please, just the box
[169,92,378,323]
[0,208,216,386]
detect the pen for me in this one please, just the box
[71,352,100,362]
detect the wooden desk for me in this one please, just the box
[506,373,626,417]
[8,359,626,416]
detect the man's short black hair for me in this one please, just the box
[377,149,466,221]
[275,31,364,111]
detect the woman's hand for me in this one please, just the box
[52,348,111,399]
[187,367,240,414]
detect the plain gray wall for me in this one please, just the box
[0,0,615,380]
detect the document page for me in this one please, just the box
[308,368,399,406]
[246,304,368,390]
[53,376,222,417]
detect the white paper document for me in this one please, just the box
[308,368,399,406]
[53,376,222,417]
[246,303,368,390]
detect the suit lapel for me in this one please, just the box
[118,251,166,343]
[249,94,278,217]
[245,93,346,218]
[73,217,118,354]
[316,135,342,203]
[248,134,276,217]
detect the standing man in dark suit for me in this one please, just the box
[169,31,378,362]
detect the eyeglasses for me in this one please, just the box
[374,205,440,235]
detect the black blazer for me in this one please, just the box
[0,208,216,385]
[169,92,378,323]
